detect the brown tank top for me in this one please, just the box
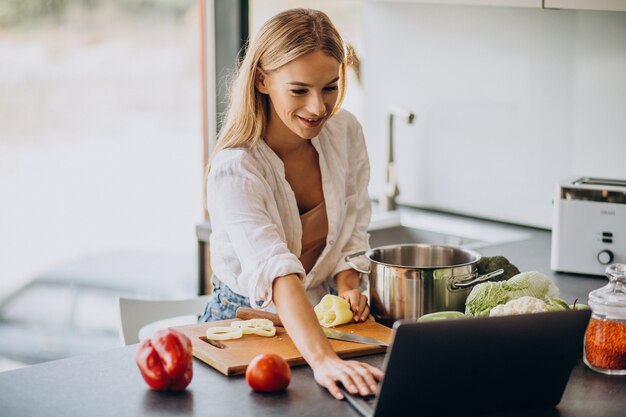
[299,200,328,274]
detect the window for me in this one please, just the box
[0,0,203,370]
[1,284,74,328]
[1,1,201,300]
[73,288,119,335]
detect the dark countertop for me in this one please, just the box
[1,345,625,417]
[2,220,625,416]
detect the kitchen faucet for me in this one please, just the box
[380,106,415,212]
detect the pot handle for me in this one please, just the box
[345,251,371,274]
[451,268,504,289]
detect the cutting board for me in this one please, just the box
[172,319,392,376]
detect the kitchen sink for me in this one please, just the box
[369,225,484,248]
[367,209,532,250]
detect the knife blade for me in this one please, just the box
[321,327,388,346]
[235,307,388,346]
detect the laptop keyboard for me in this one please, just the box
[339,385,378,404]
[340,386,379,417]
[362,393,377,404]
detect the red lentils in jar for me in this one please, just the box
[584,264,626,375]
[584,318,626,373]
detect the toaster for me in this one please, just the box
[551,177,626,276]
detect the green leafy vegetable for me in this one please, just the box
[417,311,466,322]
[476,256,520,282]
[465,271,559,317]
[546,297,569,311]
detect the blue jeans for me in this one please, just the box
[199,280,257,322]
[199,278,339,322]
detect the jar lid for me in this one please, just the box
[588,264,626,318]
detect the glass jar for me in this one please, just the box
[584,263,626,375]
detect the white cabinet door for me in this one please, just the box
[544,0,626,11]
[372,0,626,10]
[371,0,542,8]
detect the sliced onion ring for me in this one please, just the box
[230,319,276,337]
[231,321,257,335]
[231,319,274,328]
[250,318,274,328]
[252,326,276,337]
[205,326,243,341]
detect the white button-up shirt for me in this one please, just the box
[207,109,371,309]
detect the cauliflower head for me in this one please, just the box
[489,296,549,317]
[465,271,559,317]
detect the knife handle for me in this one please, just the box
[235,307,283,327]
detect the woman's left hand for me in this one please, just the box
[339,289,370,322]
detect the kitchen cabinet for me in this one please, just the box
[372,0,626,11]
[371,0,541,7]
[544,0,626,11]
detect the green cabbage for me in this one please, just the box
[465,271,559,317]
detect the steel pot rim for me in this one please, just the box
[362,243,482,269]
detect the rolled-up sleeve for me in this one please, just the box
[208,156,305,309]
[331,119,372,277]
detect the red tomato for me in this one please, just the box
[245,353,291,392]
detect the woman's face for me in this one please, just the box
[256,50,341,141]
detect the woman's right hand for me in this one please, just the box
[311,355,384,400]
[271,275,384,400]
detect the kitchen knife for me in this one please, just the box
[320,327,388,347]
[235,307,388,347]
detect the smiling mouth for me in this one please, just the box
[297,115,325,128]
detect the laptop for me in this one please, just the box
[342,309,591,417]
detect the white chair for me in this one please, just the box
[117,295,211,345]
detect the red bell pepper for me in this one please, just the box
[135,329,193,391]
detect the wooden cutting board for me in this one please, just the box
[172,319,393,376]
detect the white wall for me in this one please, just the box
[361,3,626,228]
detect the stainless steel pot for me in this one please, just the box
[346,244,503,325]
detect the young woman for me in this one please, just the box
[201,8,382,399]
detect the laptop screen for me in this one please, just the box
[368,310,591,417]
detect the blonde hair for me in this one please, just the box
[204,8,347,192]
